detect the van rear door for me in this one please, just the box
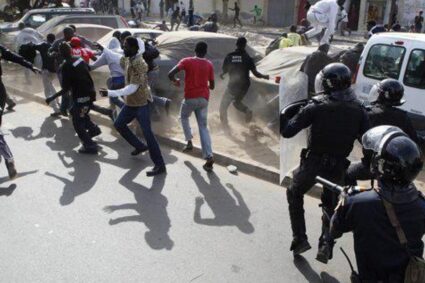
[401,48,425,117]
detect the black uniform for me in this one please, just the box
[346,104,423,185]
[220,49,256,124]
[0,44,33,125]
[60,57,99,149]
[281,90,369,245]
[331,184,425,281]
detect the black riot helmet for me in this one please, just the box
[320,63,352,94]
[371,78,405,106]
[362,126,423,185]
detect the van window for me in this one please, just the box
[363,44,405,80]
[404,49,425,89]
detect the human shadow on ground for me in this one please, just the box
[103,166,174,250]
[293,255,341,283]
[0,184,17,196]
[45,151,101,206]
[184,161,254,234]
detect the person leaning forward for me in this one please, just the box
[100,36,165,177]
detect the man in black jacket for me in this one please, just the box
[0,44,39,178]
[280,63,369,261]
[220,37,269,127]
[47,42,100,154]
[31,33,61,117]
[345,79,424,185]
[331,126,425,282]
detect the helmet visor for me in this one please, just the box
[361,125,404,153]
[368,83,380,102]
[314,71,324,94]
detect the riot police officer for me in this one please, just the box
[280,63,369,261]
[331,126,425,282]
[346,78,424,185]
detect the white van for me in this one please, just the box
[353,32,425,131]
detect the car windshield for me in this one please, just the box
[37,16,63,34]
[363,44,405,80]
[404,49,425,89]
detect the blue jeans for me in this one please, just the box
[109,76,125,109]
[180,97,213,159]
[114,104,164,167]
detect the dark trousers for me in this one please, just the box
[219,89,249,125]
[114,104,164,167]
[345,160,373,186]
[287,153,347,242]
[108,76,125,108]
[70,103,98,149]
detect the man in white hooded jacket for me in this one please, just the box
[304,0,345,45]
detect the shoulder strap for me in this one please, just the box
[375,188,408,246]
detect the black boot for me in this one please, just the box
[146,165,166,177]
[290,238,311,255]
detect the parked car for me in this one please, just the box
[37,14,129,36]
[96,28,164,47]
[353,32,425,133]
[49,23,113,42]
[0,7,95,33]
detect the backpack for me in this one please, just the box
[143,42,160,61]
[18,43,36,63]
[265,36,282,55]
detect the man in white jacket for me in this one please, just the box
[304,0,345,45]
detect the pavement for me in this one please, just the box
[0,92,354,282]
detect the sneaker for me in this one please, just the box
[60,109,68,117]
[77,146,98,154]
[146,165,166,177]
[290,238,311,256]
[5,160,17,180]
[182,141,193,152]
[6,101,16,111]
[131,147,148,156]
[203,157,214,172]
[89,126,102,138]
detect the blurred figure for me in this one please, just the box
[288,25,302,46]
[339,42,364,74]
[251,5,264,25]
[304,0,345,44]
[279,33,292,48]
[300,44,333,96]
[154,20,170,31]
[414,11,423,33]
[339,7,351,36]
[170,7,181,31]
[229,2,243,28]
[32,33,61,117]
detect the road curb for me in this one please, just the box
[5,85,281,183]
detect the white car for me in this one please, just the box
[353,32,425,131]
[96,28,164,47]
